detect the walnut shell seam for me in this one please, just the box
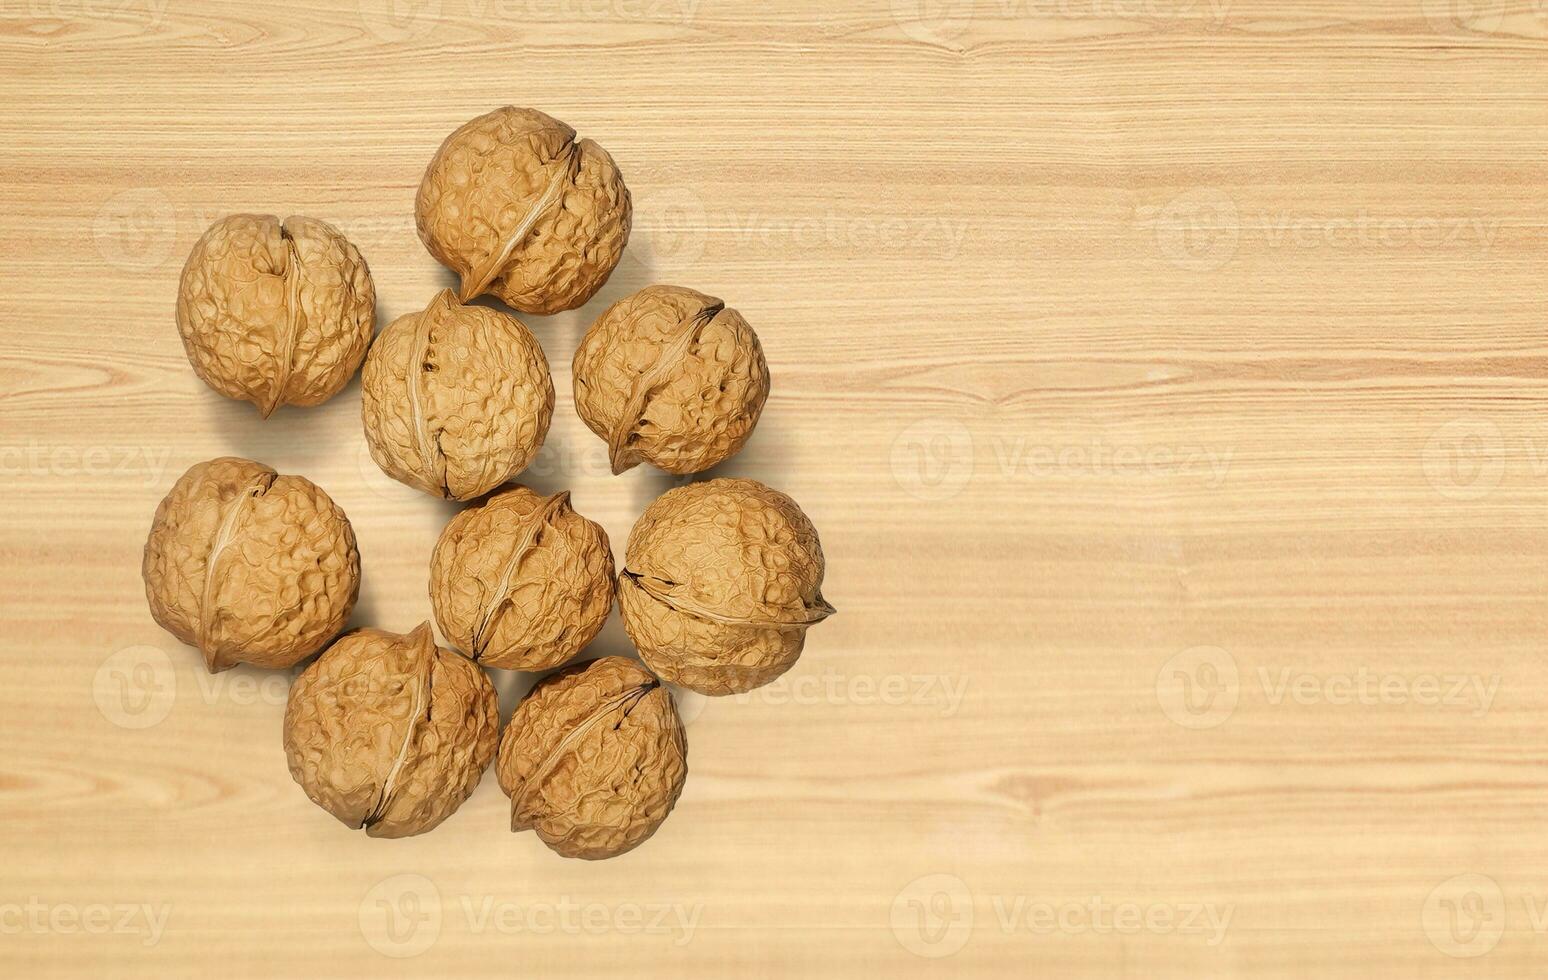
[619,570,836,629]
[200,470,277,670]
[602,297,725,474]
[462,143,579,303]
[361,625,436,832]
[469,490,573,661]
[405,291,452,493]
[510,674,663,833]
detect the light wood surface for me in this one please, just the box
[4,0,1546,975]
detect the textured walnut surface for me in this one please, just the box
[573,285,770,475]
[176,214,374,417]
[142,456,360,672]
[360,289,553,500]
[620,478,833,695]
[284,623,499,839]
[430,486,614,671]
[496,657,686,859]
[416,106,631,315]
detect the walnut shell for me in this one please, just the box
[360,289,554,500]
[284,623,499,839]
[496,657,686,859]
[176,214,375,417]
[430,486,614,671]
[573,285,770,475]
[142,456,360,673]
[416,106,631,315]
[619,479,834,695]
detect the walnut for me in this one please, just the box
[176,214,375,417]
[142,456,360,673]
[619,479,834,695]
[496,657,686,859]
[283,623,499,839]
[360,289,554,500]
[429,486,614,671]
[416,106,631,315]
[572,285,770,475]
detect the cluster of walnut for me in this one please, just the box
[143,106,832,860]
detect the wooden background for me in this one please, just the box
[3,0,1546,975]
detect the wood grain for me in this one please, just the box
[2,0,1546,975]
